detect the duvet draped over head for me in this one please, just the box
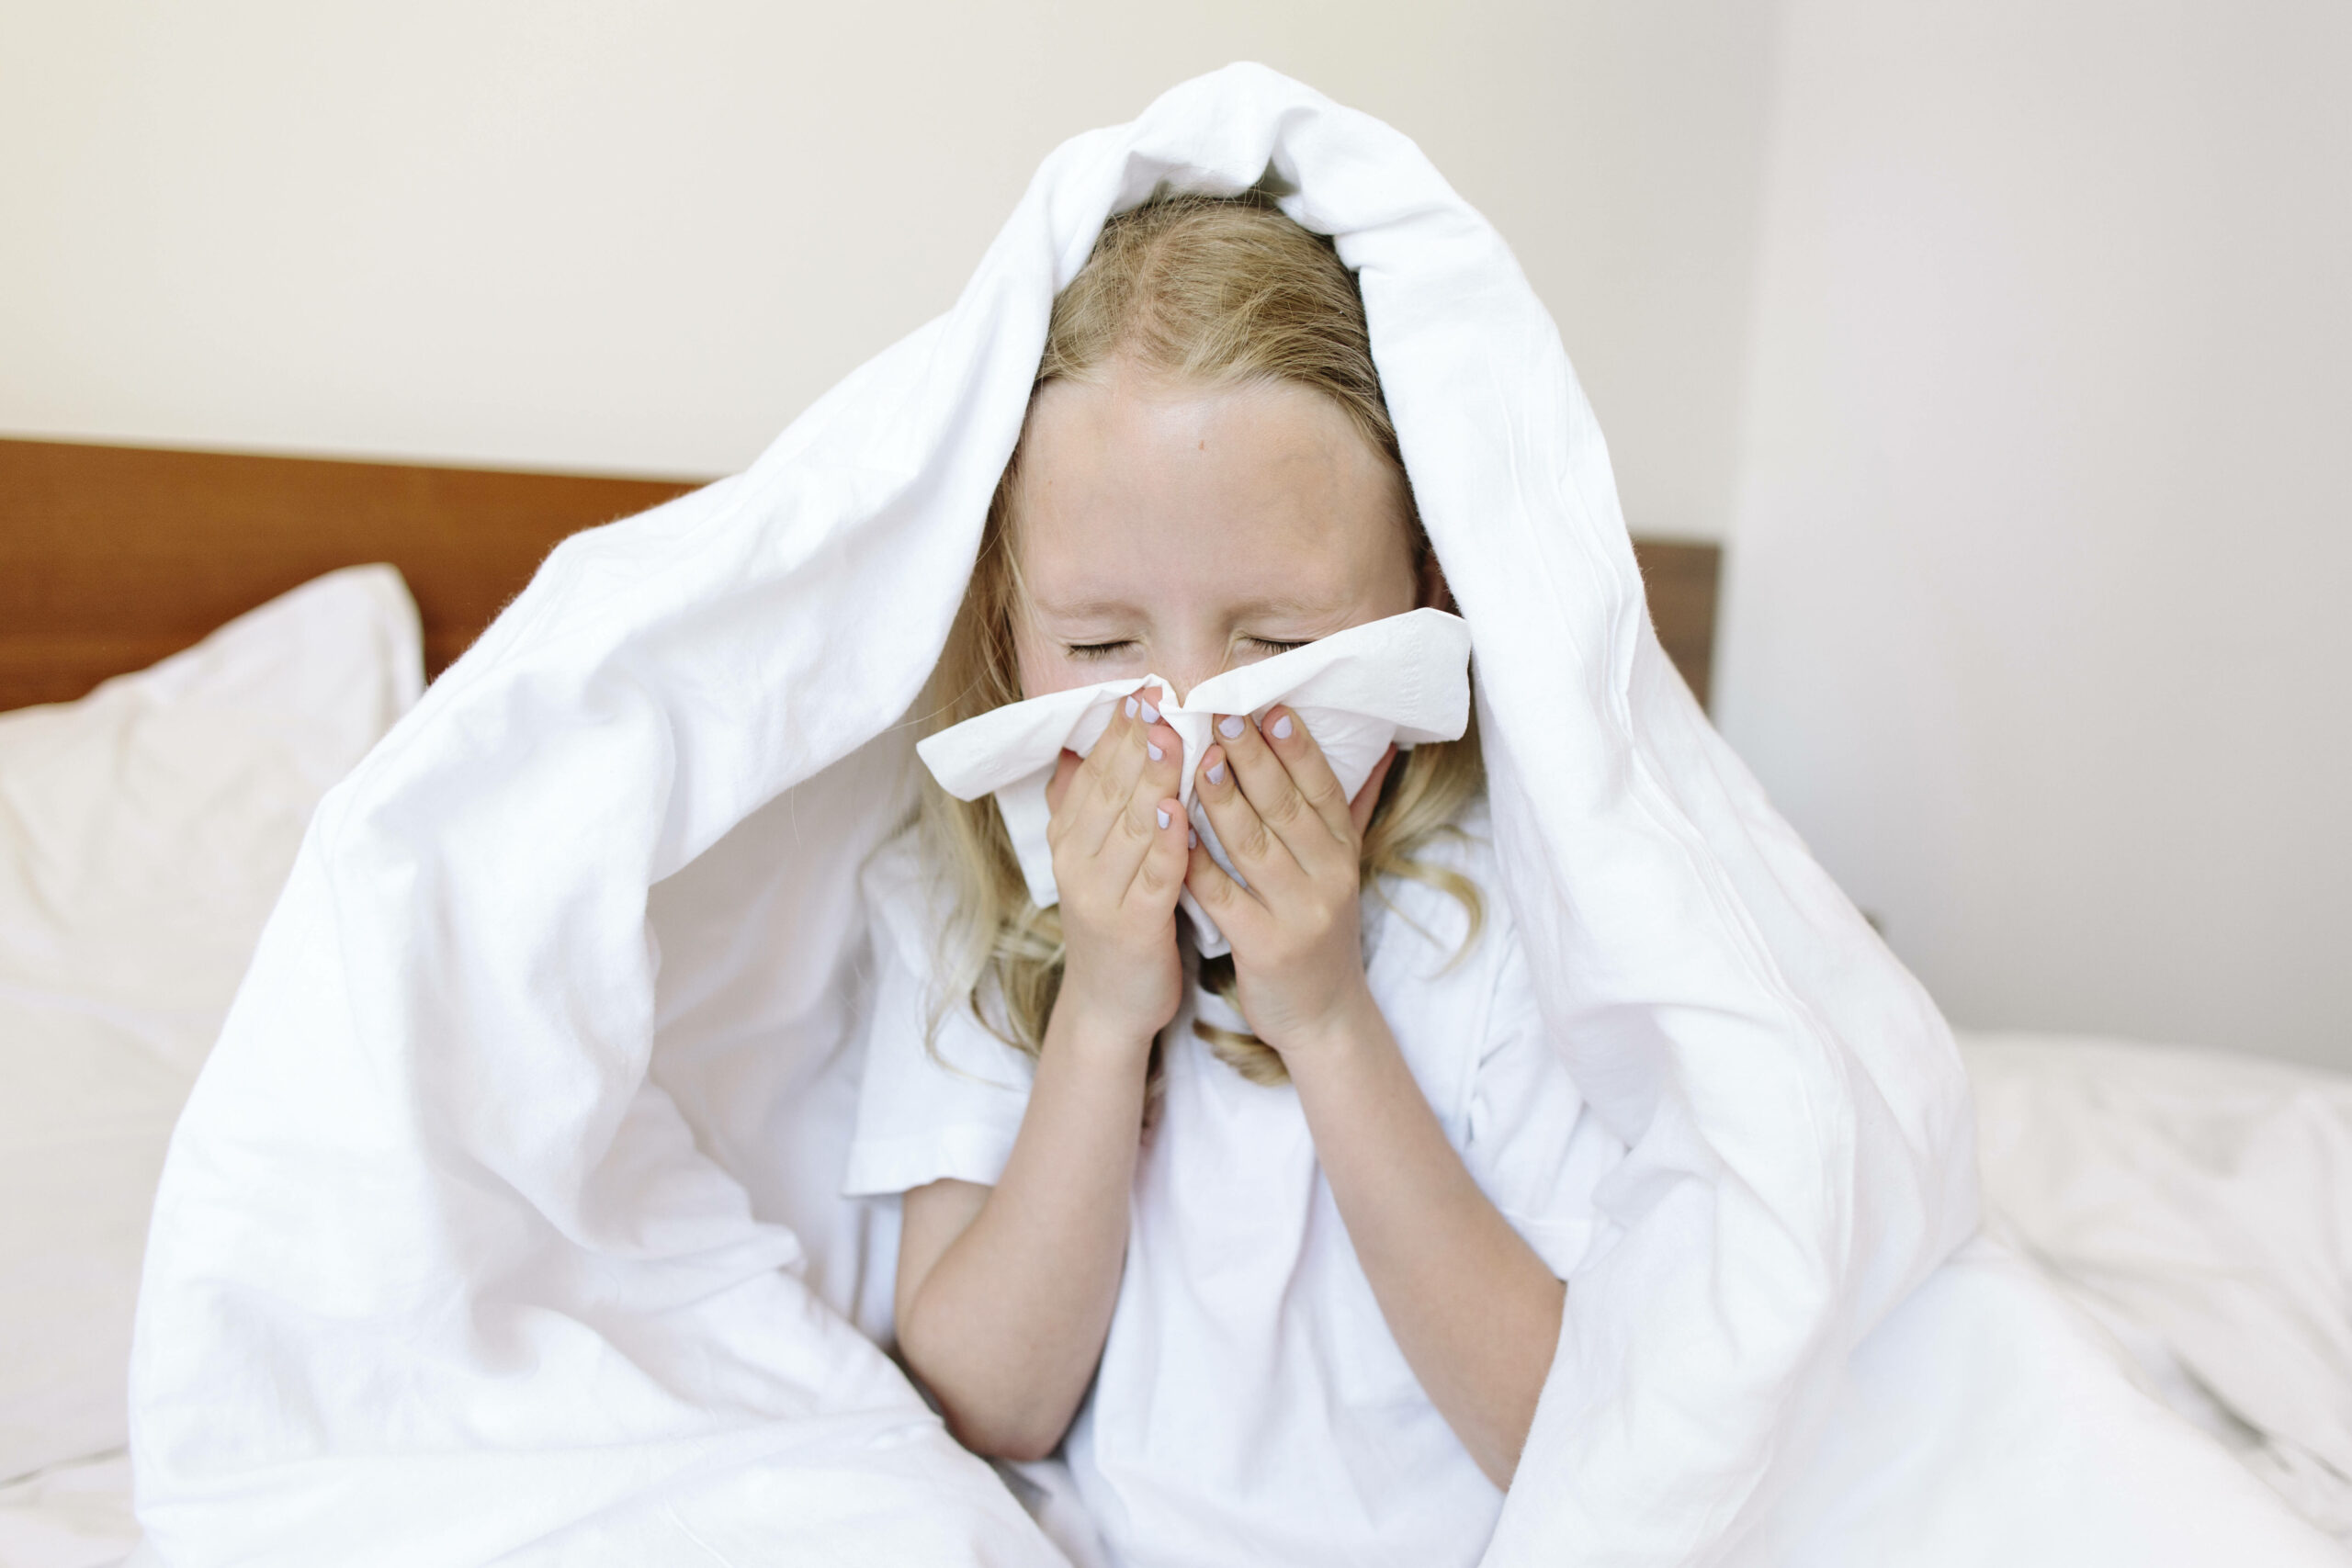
[130,63,1980,1567]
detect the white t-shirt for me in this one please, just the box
[843,798,1626,1568]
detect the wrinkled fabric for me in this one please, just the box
[1965,1032,2352,1544]
[129,62,2335,1568]
[0,567,419,1488]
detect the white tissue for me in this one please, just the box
[916,608,1472,955]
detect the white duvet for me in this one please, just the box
[126,64,2342,1566]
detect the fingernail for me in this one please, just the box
[1188,829,1198,849]
[1218,716,1244,739]
[1206,761,1225,784]
[1271,714,1294,740]
[1125,695,1140,719]
[1141,698,1161,723]
[1148,742,1164,761]
[1157,807,1171,829]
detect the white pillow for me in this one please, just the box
[0,565,422,1483]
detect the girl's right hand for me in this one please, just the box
[1044,688,1190,1050]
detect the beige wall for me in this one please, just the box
[1716,0,2352,1066]
[12,4,2343,1066]
[0,1,1776,541]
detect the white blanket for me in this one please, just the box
[129,64,2339,1567]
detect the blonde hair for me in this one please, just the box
[918,192,1484,1087]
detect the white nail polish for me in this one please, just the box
[1206,761,1225,784]
[1157,808,1170,829]
[1271,714,1294,740]
[1141,699,1161,723]
[1218,716,1244,739]
[1148,742,1164,761]
[1125,696,1140,719]
[1188,829,1198,849]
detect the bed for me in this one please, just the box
[1,435,2341,1565]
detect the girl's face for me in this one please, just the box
[1009,366,1423,702]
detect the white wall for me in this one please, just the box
[0,0,1776,540]
[1717,0,2352,1066]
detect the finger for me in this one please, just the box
[1258,705,1357,846]
[1207,710,1336,872]
[1089,712,1183,894]
[1065,693,1154,858]
[1192,737,1306,894]
[1348,745,1398,841]
[1107,713,1183,860]
[1128,795,1193,908]
[1185,833,1270,946]
[1045,749,1082,816]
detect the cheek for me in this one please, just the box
[1368,529,1423,616]
[1009,616,1079,700]
[1009,625,1050,700]
[1385,550,1422,615]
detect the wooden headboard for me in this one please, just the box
[0,436,1720,713]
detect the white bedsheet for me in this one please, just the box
[1962,1031,2352,1544]
[1762,1234,2335,1566]
[0,1454,139,1568]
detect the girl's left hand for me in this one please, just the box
[1183,707,1396,1060]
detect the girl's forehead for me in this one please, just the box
[1012,372,1409,604]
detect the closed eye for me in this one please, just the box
[1067,640,1134,660]
[1244,636,1312,655]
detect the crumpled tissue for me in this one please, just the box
[916,607,1472,955]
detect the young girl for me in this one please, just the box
[844,194,1622,1565]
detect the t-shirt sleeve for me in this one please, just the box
[1459,920,1629,1280]
[841,840,1036,1198]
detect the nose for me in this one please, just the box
[1156,638,1238,706]
[1161,663,1222,706]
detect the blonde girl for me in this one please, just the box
[844,192,1620,1568]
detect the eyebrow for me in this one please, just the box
[1027,596,1139,622]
